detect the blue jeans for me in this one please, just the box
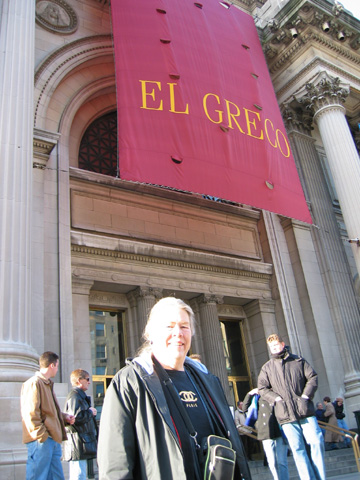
[282,417,325,480]
[262,437,289,480]
[337,418,351,446]
[26,437,64,480]
[69,459,87,480]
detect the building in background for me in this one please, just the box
[0,0,359,477]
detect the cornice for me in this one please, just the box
[89,0,266,12]
[267,30,360,75]
[262,1,360,71]
[229,0,266,9]
[33,127,61,165]
[70,167,262,221]
[278,56,360,102]
[71,244,271,281]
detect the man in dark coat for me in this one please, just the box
[258,334,325,480]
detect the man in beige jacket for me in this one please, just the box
[21,351,75,480]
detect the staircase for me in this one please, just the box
[248,446,359,479]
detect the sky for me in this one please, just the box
[337,0,360,19]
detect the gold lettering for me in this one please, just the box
[225,100,245,133]
[168,83,189,114]
[203,93,223,124]
[139,80,163,111]
[244,109,264,140]
[264,118,277,148]
[276,129,291,157]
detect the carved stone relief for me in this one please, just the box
[36,0,78,34]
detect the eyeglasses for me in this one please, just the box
[82,377,90,381]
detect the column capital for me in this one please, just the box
[131,286,163,300]
[295,72,349,118]
[198,294,224,305]
[71,278,94,295]
[281,103,313,135]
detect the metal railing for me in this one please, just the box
[237,425,258,440]
[318,420,360,472]
[239,421,360,472]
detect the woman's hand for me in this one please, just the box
[64,413,75,425]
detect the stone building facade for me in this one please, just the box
[1,0,360,477]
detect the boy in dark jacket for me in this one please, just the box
[258,334,325,480]
[244,388,289,480]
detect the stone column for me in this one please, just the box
[131,287,163,343]
[32,129,59,356]
[297,73,360,277]
[288,84,360,405]
[243,299,277,374]
[189,299,206,363]
[197,294,231,402]
[72,279,94,378]
[126,291,141,357]
[0,0,38,380]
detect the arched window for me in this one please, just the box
[78,111,117,176]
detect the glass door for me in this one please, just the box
[89,309,127,420]
[220,320,252,405]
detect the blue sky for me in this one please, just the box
[338,0,360,19]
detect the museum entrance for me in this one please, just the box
[220,319,252,405]
[89,309,127,420]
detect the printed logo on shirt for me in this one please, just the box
[179,390,198,404]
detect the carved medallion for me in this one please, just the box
[36,0,78,34]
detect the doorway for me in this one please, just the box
[220,319,252,405]
[89,309,127,420]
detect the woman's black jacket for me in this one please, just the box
[63,387,98,461]
[97,355,251,480]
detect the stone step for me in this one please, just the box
[248,446,359,479]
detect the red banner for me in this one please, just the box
[111,0,312,223]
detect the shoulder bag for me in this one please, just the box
[153,356,236,480]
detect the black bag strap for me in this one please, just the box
[152,356,203,480]
[185,368,228,439]
[152,355,200,446]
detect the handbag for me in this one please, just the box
[203,435,236,480]
[65,430,97,460]
[77,431,97,458]
[152,356,236,480]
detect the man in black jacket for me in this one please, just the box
[258,334,325,480]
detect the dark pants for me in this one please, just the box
[241,435,254,461]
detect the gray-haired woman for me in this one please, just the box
[98,297,251,480]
